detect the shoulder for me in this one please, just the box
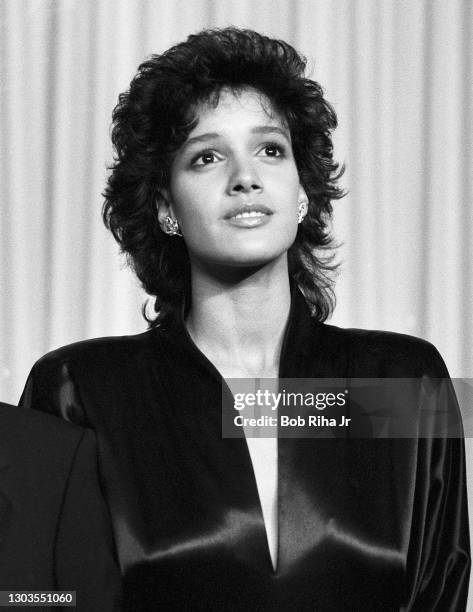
[19,329,172,418]
[34,329,158,368]
[26,329,176,386]
[317,322,449,377]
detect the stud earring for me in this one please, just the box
[297,201,308,224]
[163,215,182,237]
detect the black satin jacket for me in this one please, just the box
[19,288,470,611]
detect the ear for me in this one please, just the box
[156,189,177,232]
[297,183,309,206]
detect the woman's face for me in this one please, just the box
[161,87,307,270]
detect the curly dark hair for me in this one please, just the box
[103,27,345,327]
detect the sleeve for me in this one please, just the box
[404,350,471,611]
[55,428,122,612]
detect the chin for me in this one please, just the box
[190,237,294,272]
[221,248,289,269]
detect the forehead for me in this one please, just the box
[190,87,287,130]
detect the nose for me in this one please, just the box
[227,157,263,195]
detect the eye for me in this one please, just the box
[260,143,285,158]
[192,150,219,166]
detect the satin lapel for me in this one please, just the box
[160,324,273,574]
[277,288,353,574]
[277,292,410,601]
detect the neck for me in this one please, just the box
[185,258,291,377]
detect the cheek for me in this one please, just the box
[272,167,301,200]
[171,184,208,226]
[172,194,219,254]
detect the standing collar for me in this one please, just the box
[163,280,322,380]
[279,282,321,378]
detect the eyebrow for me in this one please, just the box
[182,125,291,149]
[251,126,290,139]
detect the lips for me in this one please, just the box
[232,210,267,220]
[224,204,273,220]
[223,204,273,229]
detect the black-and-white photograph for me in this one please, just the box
[1,1,471,610]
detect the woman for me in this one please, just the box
[19,28,469,610]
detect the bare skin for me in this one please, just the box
[185,261,290,380]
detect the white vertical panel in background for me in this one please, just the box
[48,0,84,345]
[98,0,151,335]
[348,0,380,327]
[143,0,212,52]
[381,0,426,336]
[375,0,402,330]
[1,1,50,390]
[329,0,428,335]
[84,0,145,339]
[423,1,468,378]
[209,0,295,40]
[460,1,473,377]
[25,1,58,357]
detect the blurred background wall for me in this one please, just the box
[1,0,472,603]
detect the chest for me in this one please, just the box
[83,345,420,609]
